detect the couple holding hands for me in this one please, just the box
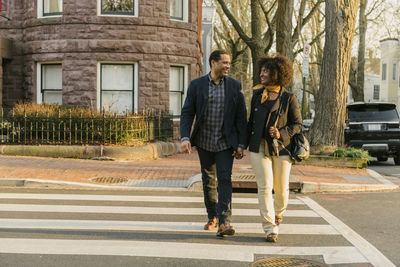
[180,50,302,243]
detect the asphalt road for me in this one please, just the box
[369,157,400,180]
[0,187,397,266]
[309,191,400,266]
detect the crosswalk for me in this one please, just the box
[0,191,395,266]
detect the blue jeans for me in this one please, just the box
[197,147,234,225]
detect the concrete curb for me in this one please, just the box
[0,178,196,191]
[0,142,182,161]
[300,169,399,193]
[300,181,399,193]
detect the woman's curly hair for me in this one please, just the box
[257,54,293,87]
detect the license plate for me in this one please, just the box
[368,124,381,131]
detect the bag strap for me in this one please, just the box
[273,92,289,127]
[273,92,296,156]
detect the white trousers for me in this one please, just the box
[250,141,292,235]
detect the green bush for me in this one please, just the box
[1,103,173,146]
[331,147,371,161]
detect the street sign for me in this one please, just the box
[303,43,311,59]
[302,59,309,77]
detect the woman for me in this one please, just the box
[247,54,302,242]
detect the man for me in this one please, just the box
[180,50,247,237]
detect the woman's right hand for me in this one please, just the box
[269,126,280,139]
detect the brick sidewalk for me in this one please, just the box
[0,152,378,186]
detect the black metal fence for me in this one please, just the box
[0,109,173,146]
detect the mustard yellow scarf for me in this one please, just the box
[253,84,280,103]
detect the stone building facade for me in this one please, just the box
[0,0,203,118]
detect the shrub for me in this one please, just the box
[1,103,173,146]
[331,147,371,161]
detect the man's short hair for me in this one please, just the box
[209,50,229,68]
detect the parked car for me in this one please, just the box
[344,102,400,165]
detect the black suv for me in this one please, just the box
[345,102,400,165]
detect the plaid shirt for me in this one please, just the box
[195,74,229,152]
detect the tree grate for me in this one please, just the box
[252,257,329,267]
[90,177,129,184]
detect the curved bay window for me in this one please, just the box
[41,64,62,104]
[43,0,62,16]
[100,63,135,114]
[169,66,185,118]
[100,0,135,16]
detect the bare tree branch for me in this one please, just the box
[216,0,251,43]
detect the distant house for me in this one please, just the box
[379,38,400,110]
[0,0,203,118]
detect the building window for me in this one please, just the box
[393,64,397,80]
[169,66,187,118]
[373,85,380,100]
[169,66,185,118]
[100,63,135,113]
[170,0,188,22]
[41,64,62,104]
[39,0,63,17]
[100,0,136,16]
[382,63,387,80]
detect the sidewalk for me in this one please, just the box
[0,151,398,193]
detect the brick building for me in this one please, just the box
[0,0,203,118]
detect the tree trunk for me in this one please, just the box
[309,0,359,146]
[276,0,294,61]
[356,0,367,101]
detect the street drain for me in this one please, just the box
[90,177,129,184]
[252,257,328,267]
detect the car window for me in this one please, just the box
[348,106,399,122]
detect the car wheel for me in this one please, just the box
[377,156,388,162]
[394,154,400,165]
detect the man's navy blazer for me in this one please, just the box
[180,74,247,150]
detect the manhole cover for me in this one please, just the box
[90,177,129,184]
[252,257,329,267]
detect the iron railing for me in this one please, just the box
[0,109,173,146]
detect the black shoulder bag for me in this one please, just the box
[273,93,310,162]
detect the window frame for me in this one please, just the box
[37,62,63,104]
[169,65,188,119]
[38,0,63,18]
[97,62,138,113]
[382,63,387,81]
[393,63,397,81]
[373,85,380,100]
[170,0,188,22]
[97,0,138,17]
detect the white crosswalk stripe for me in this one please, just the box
[0,193,303,205]
[0,192,395,266]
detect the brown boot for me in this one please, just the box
[275,215,283,226]
[266,233,278,243]
[204,218,218,230]
[216,224,235,237]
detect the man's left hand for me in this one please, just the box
[232,147,244,159]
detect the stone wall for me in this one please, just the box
[0,0,25,109]
[0,0,202,112]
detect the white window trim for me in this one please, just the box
[37,0,63,18]
[97,0,138,17]
[170,0,189,22]
[97,61,138,112]
[170,64,188,121]
[36,62,62,104]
